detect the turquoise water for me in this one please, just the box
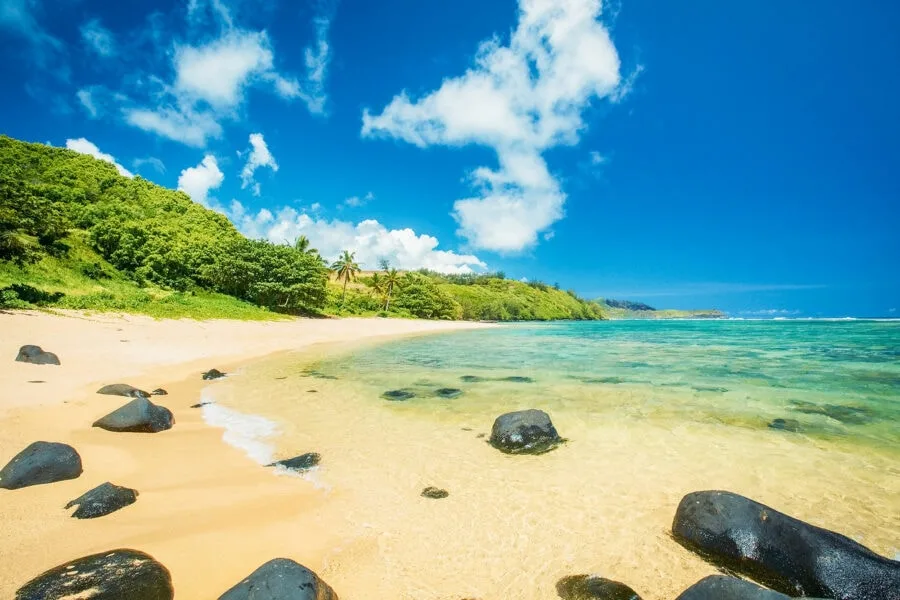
[312,320,900,449]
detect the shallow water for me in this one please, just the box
[208,320,900,599]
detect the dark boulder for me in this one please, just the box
[0,441,82,490]
[768,418,801,432]
[674,576,791,600]
[436,387,463,399]
[789,400,874,425]
[421,487,449,499]
[501,376,534,383]
[382,389,415,401]
[15,345,60,365]
[269,453,321,472]
[16,549,173,600]
[672,490,900,599]
[556,575,642,600]
[65,482,138,519]
[151,388,168,396]
[489,409,562,454]
[93,397,174,433]
[203,368,226,380]
[218,558,337,600]
[97,383,149,398]
[191,401,213,408]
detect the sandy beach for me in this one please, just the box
[0,310,487,598]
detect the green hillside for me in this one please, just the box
[0,135,606,321]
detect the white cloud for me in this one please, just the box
[125,106,224,147]
[362,0,624,252]
[76,88,98,118]
[589,151,606,165]
[230,203,486,274]
[186,0,233,29]
[177,155,224,207]
[65,138,133,177]
[80,18,115,57]
[0,0,61,52]
[133,157,166,174]
[610,63,644,103]
[240,133,278,196]
[343,191,374,208]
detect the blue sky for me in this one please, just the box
[1,0,898,317]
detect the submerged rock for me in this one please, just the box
[435,387,463,399]
[460,375,487,383]
[93,397,174,433]
[382,389,415,401]
[556,574,642,600]
[672,490,900,599]
[203,368,226,380]
[789,400,874,425]
[97,383,149,398]
[0,441,82,490]
[269,453,321,472]
[15,549,173,600]
[489,409,562,455]
[65,482,138,519]
[501,376,534,383]
[151,388,168,396]
[218,558,337,600]
[15,345,60,365]
[303,369,337,380]
[768,418,801,432]
[674,576,790,600]
[421,487,449,499]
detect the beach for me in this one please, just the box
[0,311,487,598]
[1,313,898,599]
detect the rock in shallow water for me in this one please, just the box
[556,574,642,600]
[65,482,138,519]
[14,345,60,365]
[489,409,562,455]
[97,383,149,398]
[501,375,534,383]
[269,453,321,472]
[203,368,226,380]
[93,397,174,433]
[768,418,801,432]
[382,389,415,401]
[15,549,173,600]
[674,576,791,600]
[0,441,82,490]
[421,486,449,499]
[218,558,337,600]
[435,387,463,399]
[460,375,487,383]
[151,388,168,396]
[672,490,900,599]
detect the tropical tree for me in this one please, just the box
[294,235,312,253]
[330,250,361,303]
[381,266,402,311]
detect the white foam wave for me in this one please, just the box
[200,390,278,465]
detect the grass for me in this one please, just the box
[0,233,286,321]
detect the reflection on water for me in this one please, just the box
[210,320,900,600]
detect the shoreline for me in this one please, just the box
[0,310,490,598]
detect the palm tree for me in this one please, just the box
[381,267,401,311]
[294,235,317,255]
[330,250,361,303]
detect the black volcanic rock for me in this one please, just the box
[674,576,791,600]
[15,345,60,365]
[65,482,138,519]
[97,383,149,398]
[218,558,337,600]
[435,387,463,399]
[501,376,534,383]
[672,490,900,599]
[421,487,449,499]
[556,574,642,600]
[93,397,174,433]
[203,368,226,380]
[151,388,168,396]
[382,389,415,401]
[15,549,173,600]
[489,409,562,455]
[268,453,321,472]
[0,441,82,490]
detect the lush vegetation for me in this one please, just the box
[597,298,724,320]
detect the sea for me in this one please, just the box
[202,319,900,599]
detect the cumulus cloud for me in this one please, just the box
[230,202,486,274]
[177,155,224,207]
[65,138,133,177]
[126,105,224,148]
[80,18,115,57]
[363,0,624,252]
[240,133,278,196]
[343,191,374,208]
